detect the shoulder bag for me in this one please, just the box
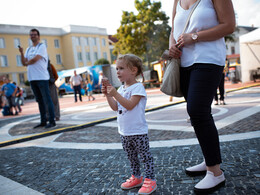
[160,0,201,97]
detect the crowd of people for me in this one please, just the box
[0,77,23,116]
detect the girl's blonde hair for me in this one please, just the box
[117,54,144,81]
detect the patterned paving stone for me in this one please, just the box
[0,138,259,195]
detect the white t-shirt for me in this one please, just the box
[70,75,82,86]
[117,82,148,136]
[25,43,49,81]
[173,0,226,67]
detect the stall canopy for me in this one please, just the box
[239,28,260,82]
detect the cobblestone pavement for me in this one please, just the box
[7,112,260,143]
[0,84,260,194]
[0,138,259,195]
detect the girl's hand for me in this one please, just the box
[107,86,117,97]
[169,44,182,59]
[101,85,107,95]
[176,33,193,48]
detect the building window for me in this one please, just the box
[0,38,5,48]
[75,37,80,46]
[16,55,22,66]
[0,55,8,67]
[94,52,98,61]
[77,52,82,62]
[231,46,235,54]
[19,73,25,84]
[93,38,97,46]
[86,52,90,62]
[102,38,106,46]
[56,54,62,64]
[54,39,60,48]
[103,52,107,60]
[85,38,89,46]
[42,39,47,47]
[14,38,20,48]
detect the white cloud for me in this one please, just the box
[232,0,260,27]
[0,0,259,35]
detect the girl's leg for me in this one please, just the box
[120,135,141,177]
[135,134,155,179]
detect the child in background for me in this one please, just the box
[86,79,95,101]
[102,54,157,195]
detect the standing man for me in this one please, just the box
[70,70,83,103]
[18,28,56,128]
[1,77,19,115]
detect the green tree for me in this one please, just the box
[113,0,171,68]
[94,58,110,65]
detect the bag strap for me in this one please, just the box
[27,42,43,54]
[181,0,201,34]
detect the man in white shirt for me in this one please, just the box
[18,29,56,128]
[70,70,83,102]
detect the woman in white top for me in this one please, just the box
[169,0,235,193]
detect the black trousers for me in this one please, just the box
[180,63,224,166]
[215,73,225,101]
[73,85,82,102]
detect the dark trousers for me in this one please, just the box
[30,80,55,124]
[215,73,225,101]
[73,85,82,102]
[180,63,224,166]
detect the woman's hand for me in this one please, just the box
[176,33,193,48]
[169,44,182,59]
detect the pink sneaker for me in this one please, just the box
[138,178,157,195]
[121,175,143,190]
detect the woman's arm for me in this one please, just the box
[177,0,235,47]
[169,0,182,59]
[169,0,179,48]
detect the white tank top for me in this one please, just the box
[173,0,226,67]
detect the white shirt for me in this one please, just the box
[25,43,49,81]
[117,82,148,136]
[173,0,226,67]
[70,75,82,86]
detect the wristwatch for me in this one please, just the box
[191,33,198,42]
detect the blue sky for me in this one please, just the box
[0,0,259,34]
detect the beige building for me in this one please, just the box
[0,24,111,86]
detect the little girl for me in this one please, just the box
[102,54,157,195]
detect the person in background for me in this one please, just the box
[1,77,18,115]
[13,82,23,113]
[18,28,56,128]
[70,70,83,103]
[214,69,226,105]
[86,79,95,101]
[102,54,157,195]
[169,0,235,193]
[46,60,60,121]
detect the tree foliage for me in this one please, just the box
[113,0,171,67]
[94,58,110,65]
